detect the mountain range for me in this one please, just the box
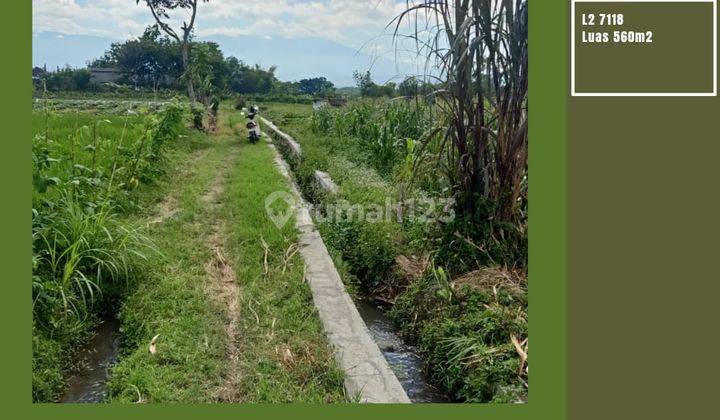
[32,31,417,87]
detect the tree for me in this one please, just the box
[136,0,210,102]
[185,41,225,104]
[230,63,277,94]
[297,77,335,96]
[42,67,93,91]
[91,25,182,90]
[354,71,396,97]
[398,76,419,97]
[381,82,397,97]
[353,70,377,97]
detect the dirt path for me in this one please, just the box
[200,152,243,402]
[110,107,346,403]
[147,126,242,401]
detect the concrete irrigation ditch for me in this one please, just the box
[261,123,410,403]
[262,117,449,403]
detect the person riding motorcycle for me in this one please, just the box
[245,105,260,143]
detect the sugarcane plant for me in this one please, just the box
[392,0,528,250]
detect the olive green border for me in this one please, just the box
[1,1,567,418]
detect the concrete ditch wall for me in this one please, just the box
[314,170,339,194]
[262,131,410,404]
[261,117,302,159]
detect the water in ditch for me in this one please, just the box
[356,299,450,403]
[60,316,121,403]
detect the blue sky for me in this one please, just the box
[32,0,423,86]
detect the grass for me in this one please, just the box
[31,102,185,402]
[104,104,345,403]
[261,101,529,403]
[33,101,345,403]
[105,127,229,403]
[261,102,436,293]
[223,137,345,403]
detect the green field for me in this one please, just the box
[32,97,528,404]
[31,0,528,406]
[32,101,344,403]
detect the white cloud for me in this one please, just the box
[33,0,407,50]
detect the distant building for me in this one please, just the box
[312,98,329,111]
[328,97,347,107]
[88,67,124,83]
[312,97,347,111]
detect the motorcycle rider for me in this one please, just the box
[245,105,260,143]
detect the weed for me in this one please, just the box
[31,101,186,402]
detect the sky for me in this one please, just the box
[32,0,424,86]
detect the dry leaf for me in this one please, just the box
[281,347,295,366]
[260,237,270,277]
[149,334,160,354]
[131,385,145,404]
[510,334,528,376]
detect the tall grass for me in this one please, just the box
[31,100,186,402]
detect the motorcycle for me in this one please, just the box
[245,105,260,144]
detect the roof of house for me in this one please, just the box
[88,67,123,73]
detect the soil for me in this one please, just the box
[201,145,242,402]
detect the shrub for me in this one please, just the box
[318,218,396,291]
[390,268,528,402]
[310,99,433,177]
[190,103,206,131]
[436,200,528,273]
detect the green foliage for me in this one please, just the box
[31,101,186,401]
[33,89,179,101]
[190,102,206,131]
[32,192,153,325]
[397,76,419,97]
[311,99,434,177]
[39,67,94,91]
[32,319,87,402]
[393,0,528,226]
[352,71,397,98]
[246,92,313,105]
[226,60,278,95]
[265,101,528,403]
[318,218,396,290]
[390,270,528,402]
[108,116,344,402]
[310,98,527,269]
[263,103,445,298]
[90,25,182,89]
[437,199,529,272]
[297,77,335,96]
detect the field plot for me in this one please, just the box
[32,0,528,404]
[32,102,344,403]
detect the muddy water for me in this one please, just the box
[60,317,120,403]
[356,300,449,403]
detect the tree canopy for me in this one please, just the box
[297,77,335,95]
